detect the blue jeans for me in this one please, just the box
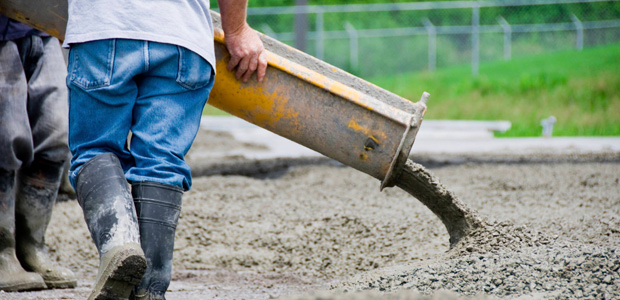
[67,39,214,191]
[0,36,69,171]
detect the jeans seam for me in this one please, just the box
[69,48,78,86]
[106,39,115,86]
[175,46,189,89]
[144,41,149,72]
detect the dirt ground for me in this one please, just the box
[2,129,619,300]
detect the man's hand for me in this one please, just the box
[217,0,267,82]
[225,23,267,82]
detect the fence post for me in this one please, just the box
[315,10,324,60]
[422,18,436,72]
[294,0,308,52]
[570,14,584,51]
[344,22,359,71]
[472,4,480,76]
[260,24,277,39]
[497,16,511,60]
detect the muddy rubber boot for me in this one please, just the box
[0,169,47,292]
[76,153,147,300]
[130,181,183,300]
[15,159,78,289]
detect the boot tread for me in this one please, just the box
[89,246,146,300]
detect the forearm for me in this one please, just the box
[216,0,267,82]
[217,0,249,36]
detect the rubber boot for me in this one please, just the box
[15,159,78,289]
[0,169,47,292]
[130,181,183,300]
[76,153,147,300]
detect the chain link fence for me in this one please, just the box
[238,0,620,78]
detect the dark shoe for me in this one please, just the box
[15,159,77,289]
[76,153,147,300]
[130,181,183,300]
[0,169,47,292]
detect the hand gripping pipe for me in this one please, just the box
[0,2,428,189]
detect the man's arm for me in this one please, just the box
[217,0,267,82]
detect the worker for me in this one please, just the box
[63,0,267,299]
[0,15,78,291]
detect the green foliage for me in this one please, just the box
[227,0,620,27]
[237,0,620,78]
[217,0,473,8]
[369,43,620,137]
[517,72,567,92]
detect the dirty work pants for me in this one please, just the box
[66,39,214,191]
[0,36,69,172]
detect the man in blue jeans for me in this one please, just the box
[0,15,78,291]
[64,0,267,299]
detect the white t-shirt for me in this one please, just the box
[63,0,215,69]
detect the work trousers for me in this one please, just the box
[0,36,69,172]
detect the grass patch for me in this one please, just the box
[203,105,230,116]
[370,43,620,137]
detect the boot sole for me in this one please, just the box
[88,244,146,300]
[0,280,47,292]
[44,279,78,289]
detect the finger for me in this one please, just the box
[257,52,267,82]
[248,54,258,72]
[228,54,241,72]
[243,56,259,82]
[236,56,250,80]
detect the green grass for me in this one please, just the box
[203,105,230,116]
[369,43,620,137]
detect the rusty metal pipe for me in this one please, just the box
[0,2,428,189]
[0,1,68,39]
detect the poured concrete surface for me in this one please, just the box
[3,125,618,300]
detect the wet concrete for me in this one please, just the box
[395,160,484,246]
[3,128,619,300]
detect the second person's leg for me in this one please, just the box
[0,39,47,292]
[15,35,76,289]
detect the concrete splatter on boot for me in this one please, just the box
[0,169,47,292]
[15,159,77,289]
[130,181,183,300]
[76,153,147,300]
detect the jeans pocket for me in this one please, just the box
[69,39,115,90]
[176,46,212,90]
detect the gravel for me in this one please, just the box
[341,244,619,299]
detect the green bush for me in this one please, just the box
[369,43,620,137]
